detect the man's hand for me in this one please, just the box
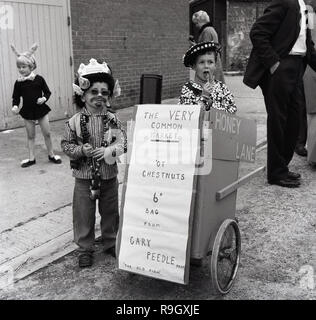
[270,61,280,74]
[82,143,93,157]
[37,97,47,105]
[12,106,20,115]
[189,35,196,46]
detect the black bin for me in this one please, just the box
[139,74,163,104]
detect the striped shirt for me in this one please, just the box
[61,107,127,180]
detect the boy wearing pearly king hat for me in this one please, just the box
[179,41,237,114]
[61,58,127,268]
[11,43,62,167]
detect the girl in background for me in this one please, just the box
[11,43,62,167]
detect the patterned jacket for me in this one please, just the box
[61,107,127,180]
[178,80,237,114]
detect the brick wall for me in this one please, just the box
[226,0,270,71]
[70,0,189,109]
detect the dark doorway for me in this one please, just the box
[189,0,214,42]
[189,0,227,70]
[214,0,227,69]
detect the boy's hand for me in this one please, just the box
[12,106,20,115]
[201,73,215,98]
[92,147,116,165]
[37,97,47,105]
[92,147,107,161]
[82,143,93,157]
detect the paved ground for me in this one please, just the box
[1,148,315,300]
[0,75,275,298]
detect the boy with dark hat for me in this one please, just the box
[179,41,237,114]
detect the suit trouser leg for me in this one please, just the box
[260,56,302,181]
[73,178,96,253]
[286,76,305,162]
[296,84,308,149]
[98,177,119,251]
[307,114,316,164]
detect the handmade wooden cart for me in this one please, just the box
[190,109,265,294]
[117,105,265,295]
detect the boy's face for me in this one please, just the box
[17,63,32,77]
[193,52,216,82]
[82,82,110,112]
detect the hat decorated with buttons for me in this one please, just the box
[183,41,221,67]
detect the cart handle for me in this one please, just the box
[216,166,266,201]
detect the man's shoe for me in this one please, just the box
[268,178,300,188]
[295,146,308,157]
[287,171,301,180]
[78,252,93,268]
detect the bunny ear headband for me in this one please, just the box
[11,43,38,69]
[11,43,38,57]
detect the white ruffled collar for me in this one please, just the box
[17,72,36,82]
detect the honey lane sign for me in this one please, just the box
[117,104,201,285]
[209,109,257,163]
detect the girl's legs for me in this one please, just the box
[24,119,36,160]
[38,114,54,157]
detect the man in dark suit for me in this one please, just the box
[244,0,316,188]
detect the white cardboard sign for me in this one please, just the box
[118,105,201,284]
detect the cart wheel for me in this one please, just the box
[209,219,241,295]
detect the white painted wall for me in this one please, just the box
[0,0,74,130]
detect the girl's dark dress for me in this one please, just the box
[12,75,51,120]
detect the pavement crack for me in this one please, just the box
[14,258,32,273]
[0,203,72,235]
[0,230,73,267]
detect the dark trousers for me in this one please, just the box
[259,56,305,181]
[296,93,308,148]
[73,177,119,253]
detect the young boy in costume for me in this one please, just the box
[179,41,237,114]
[61,58,127,268]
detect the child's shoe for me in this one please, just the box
[21,159,36,168]
[78,252,93,268]
[104,246,116,258]
[48,155,62,164]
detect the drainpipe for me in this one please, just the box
[226,0,229,71]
